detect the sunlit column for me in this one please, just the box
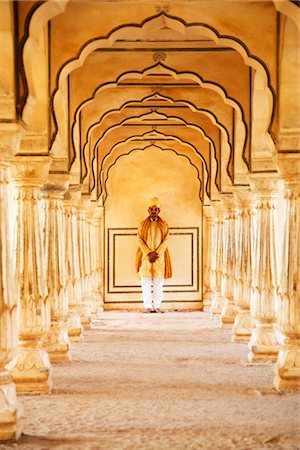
[231,190,256,343]
[77,203,92,329]
[42,177,70,361]
[0,158,21,440]
[7,157,52,394]
[248,174,280,362]
[202,204,215,310]
[210,201,227,316]
[63,187,83,341]
[275,156,300,391]
[90,205,104,313]
[86,207,96,315]
[220,196,238,326]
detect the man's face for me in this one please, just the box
[148,205,160,219]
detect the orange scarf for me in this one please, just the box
[135,217,172,279]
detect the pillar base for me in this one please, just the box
[248,324,279,363]
[67,312,83,339]
[203,289,214,311]
[79,303,92,330]
[231,310,254,343]
[274,347,300,392]
[81,316,92,330]
[7,342,52,395]
[43,323,71,362]
[220,301,237,326]
[203,299,212,311]
[0,370,22,442]
[210,295,227,316]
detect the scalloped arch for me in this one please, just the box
[92,130,217,202]
[103,144,203,205]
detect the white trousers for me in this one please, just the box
[141,276,164,309]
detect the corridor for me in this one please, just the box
[2,311,299,450]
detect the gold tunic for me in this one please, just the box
[137,218,169,279]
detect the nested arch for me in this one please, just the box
[103,143,204,207]
[93,131,218,204]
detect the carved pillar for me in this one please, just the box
[42,177,70,361]
[202,205,216,310]
[77,203,92,329]
[86,207,97,315]
[210,202,227,316]
[63,187,83,341]
[0,158,21,440]
[7,157,52,394]
[231,190,256,343]
[220,196,238,326]
[90,205,104,313]
[274,156,300,391]
[248,174,280,362]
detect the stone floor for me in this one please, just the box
[1,311,300,450]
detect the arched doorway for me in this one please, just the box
[104,145,203,309]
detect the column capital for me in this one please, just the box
[42,173,70,198]
[202,203,215,220]
[234,188,256,208]
[64,184,82,206]
[92,204,104,221]
[0,122,25,161]
[10,156,50,186]
[278,154,300,187]
[249,172,280,193]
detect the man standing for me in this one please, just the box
[135,197,172,313]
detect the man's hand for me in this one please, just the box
[148,251,158,263]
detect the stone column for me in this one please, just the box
[77,203,92,329]
[42,176,70,361]
[63,187,83,341]
[231,190,256,343]
[210,202,227,316]
[86,207,97,315]
[90,205,104,314]
[202,205,215,310]
[220,196,238,326]
[274,156,300,391]
[248,174,280,362]
[0,142,21,439]
[7,157,52,394]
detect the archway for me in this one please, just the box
[104,145,203,309]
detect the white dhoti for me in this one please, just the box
[141,276,164,309]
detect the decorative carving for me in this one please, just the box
[232,310,255,343]
[153,51,167,62]
[7,344,52,394]
[155,3,170,13]
[42,324,70,361]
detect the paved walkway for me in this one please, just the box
[2,311,300,449]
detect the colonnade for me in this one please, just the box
[0,154,299,441]
[0,156,103,441]
[203,162,300,393]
